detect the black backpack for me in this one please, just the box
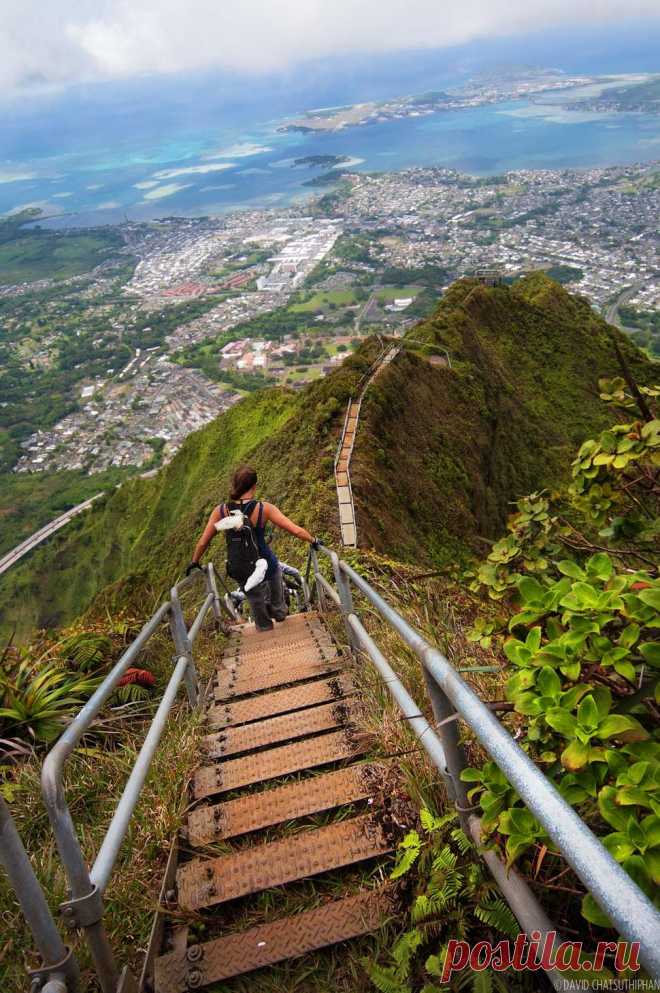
[222,500,261,588]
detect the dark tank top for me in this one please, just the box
[218,499,279,579]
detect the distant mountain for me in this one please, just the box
[0,273,651,642]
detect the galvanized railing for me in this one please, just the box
[310,545,660,987]
[37,563,228,993]
[0,796,81,993]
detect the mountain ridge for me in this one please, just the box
[0,274,652,642]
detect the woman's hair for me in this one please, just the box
[230,465,258,501]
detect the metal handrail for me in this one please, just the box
[0,796,81,992]
[39,563,229,993]
[312,545,660,984]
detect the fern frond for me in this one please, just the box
[465,970,493,993]
[420,808,457,833]
[450,828,473,854]
[392,929,423,976]
[474,897,519,938]
[362,961,411,993]
[431,845,458,873]
[113,683,150,705]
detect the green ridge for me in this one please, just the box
[0,274,652,642]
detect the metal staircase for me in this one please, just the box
[334,343,400,548]
[151,609,394,993]
[4,549,660,991]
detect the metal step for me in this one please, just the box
[233,611,320,639]
[176,813,393,911]
[193,728,369,800]
[206,674,355,729]
[154,887,392,992]
[187,763,382,845]
[203,699,358,759]
[221,636,336,668]
[214,656,345,701]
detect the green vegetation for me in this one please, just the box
[461,375,659,931]
[352,274,652,566]
[0,468,127,557]
[620,305,660,357]
[290,289,359,312]
[544,264,584,284]
[0,341,380,640]
[2,274,652,645]
[365,812,519,993]
[0,211,125,285]
[2,275,659,990]
[1,607,219,990]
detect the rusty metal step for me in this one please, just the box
[214,656,344,701]
[187,763,382,845]
[177,813,393,911]
[221,638,336,670]
[223,635,334,664]
[207,674,355,729]
[233,611,320,638]
[193,728,368,800]
[226,619,324,648]
[203,699,358,759]
[154,887,392,992]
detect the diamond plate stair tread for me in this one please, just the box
[203,699,359,759]
[187,763,381,845]
[177,813,393,910]
[234,611,320,637]
[207,674,355,729]
[223,635,334,664]
[221,640,336,671]
[225,621,327,644]
[214,656,344,701]
[154,888,392,993]
[193,729,368,800]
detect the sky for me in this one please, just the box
[2,0,660,97]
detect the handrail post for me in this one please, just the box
[169,588,199,708]
[422,667,472,833]
[309,547,326,612]
[0,796,80,992]
[329,551,358,649]
[205,563,224,629]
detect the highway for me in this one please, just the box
[604,282,642,329]
[0,493,104,577]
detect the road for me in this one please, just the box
[0,493,104,577]
[604,282,642,329]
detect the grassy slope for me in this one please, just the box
[352,274,653,564]
[0,344,379,641]
[0,468,127,557]
[1,275,652,642]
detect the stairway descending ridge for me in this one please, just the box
[152,610,398,993]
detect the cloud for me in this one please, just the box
[0,0,659,93]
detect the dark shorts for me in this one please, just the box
[245,567,288,631]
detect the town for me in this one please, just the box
[6,158,660,478]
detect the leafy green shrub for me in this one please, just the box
[363,810,515,993]
[462,378,660,930]
[0,655,100,746]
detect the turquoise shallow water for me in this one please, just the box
[1,85,658,227]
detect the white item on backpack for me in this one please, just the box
[214,509,244,532]
[244,557,268,592]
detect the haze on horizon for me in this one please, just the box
[2,0,660,98]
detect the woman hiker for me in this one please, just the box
[186,464,319,632]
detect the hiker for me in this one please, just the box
[186,465,319,632]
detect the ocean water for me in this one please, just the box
[1,63,659,227]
